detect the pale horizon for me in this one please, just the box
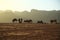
[0,0,60,11]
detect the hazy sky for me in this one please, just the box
[0,0,60,11]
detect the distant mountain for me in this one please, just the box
[0,9,60,23]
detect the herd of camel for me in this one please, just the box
[12,18,58,24]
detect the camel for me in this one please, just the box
[18,18,23,23]
[24,19,32,23]
[12,18,17,23]
[37,20,43,24]
[50,20,57,24]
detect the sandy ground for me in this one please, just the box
[0,23,60,40]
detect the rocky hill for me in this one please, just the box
[0,9,60,23]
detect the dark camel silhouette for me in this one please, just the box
[24,19,32,23]
[50,20,57,24]
[12,18,17,23]
[37,20,43,24]
[18,18,23,23]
